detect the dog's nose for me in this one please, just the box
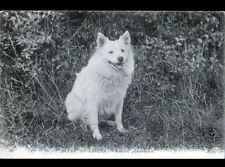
[117,56,124,62]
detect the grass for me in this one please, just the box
[1,66,224,153]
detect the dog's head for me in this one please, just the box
[95,31,133,71]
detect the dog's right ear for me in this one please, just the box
[97,33,107,47]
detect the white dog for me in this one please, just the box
[65,31,134,140]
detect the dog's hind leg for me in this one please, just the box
[100,120,116,127]
[65,94,83,121]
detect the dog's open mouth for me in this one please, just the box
[108,60,123,71]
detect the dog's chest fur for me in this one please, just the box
[96,73,130,115]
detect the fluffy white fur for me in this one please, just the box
[65,31,134,140]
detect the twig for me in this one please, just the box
[0,87,10,92]
[50,65,63,102]
[48,133,65,147]
[33,75,56,106]
[8,35,18,58]
[72,17,87,39]
[67,14,70,58]
[42,127,54,136]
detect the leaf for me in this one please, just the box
[197,38,202,43]
[176,42,182,46]
[204,34,209,39]
[56,64,62,70]
[175,37,179,42]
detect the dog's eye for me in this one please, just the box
[108,51,114,54]
[121,49,125,52]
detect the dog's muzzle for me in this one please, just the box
[108,60,124,71]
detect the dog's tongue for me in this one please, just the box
[115,63,123,70]
[116,62,123,66]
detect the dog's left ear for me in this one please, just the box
[120,31,131,45]
[97,32,107,47]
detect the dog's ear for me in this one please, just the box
[120,31,131,45]
[97,32,107,47]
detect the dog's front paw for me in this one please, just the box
[117,127,129,134]
[93,131,102,140]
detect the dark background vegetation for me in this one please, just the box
[0,11,224,152]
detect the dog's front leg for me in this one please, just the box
[115,100,128,134]
[87,101,102,140]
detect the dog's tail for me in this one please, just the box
[65,93,84,121]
